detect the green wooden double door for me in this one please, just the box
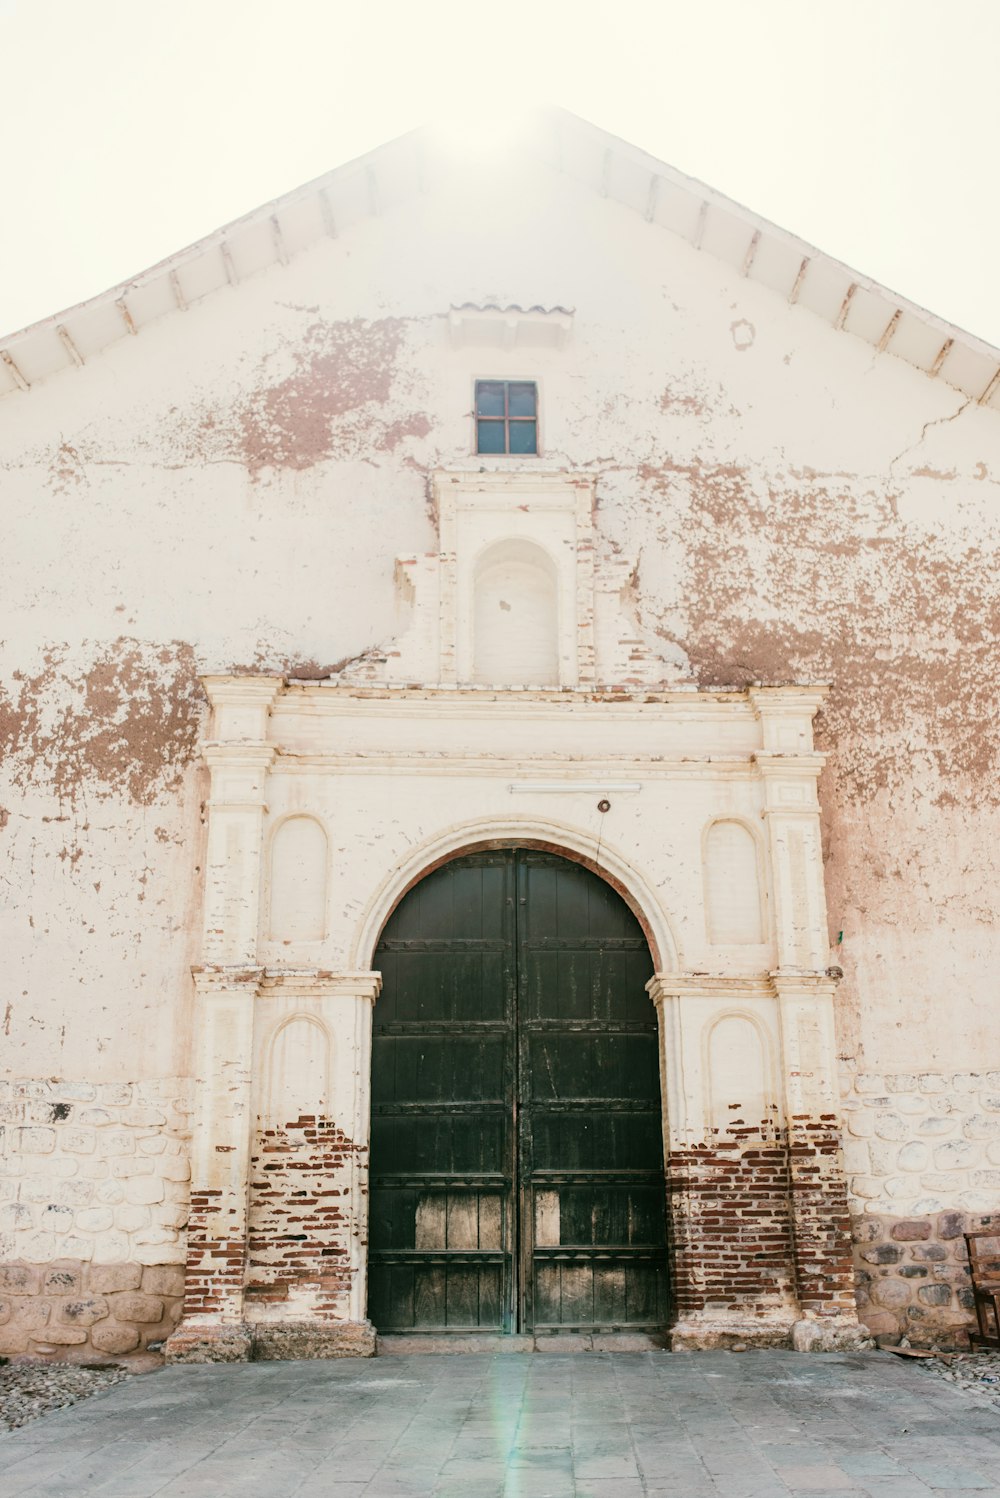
[368,849,670,1335]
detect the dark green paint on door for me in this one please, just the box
[367,850,669,1334]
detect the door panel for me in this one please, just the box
[367,849,669,1334]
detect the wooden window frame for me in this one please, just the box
[474,379,539,456]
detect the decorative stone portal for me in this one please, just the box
[164,674,870,1360]
[161,465,869,1359]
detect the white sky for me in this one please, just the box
[3,0,999,344]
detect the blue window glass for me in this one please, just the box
[477,420,506,454]
[508,383,536,418]
[509,421,537,454]
[476,382,505,418]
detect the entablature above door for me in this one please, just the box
[198,677,833,980]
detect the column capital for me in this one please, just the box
[258,969,383,1003]
[201,674,285,709]
[203,743,277,771]
[202,744,275,816]
[748,686,828,754]
[191,964,265,996]
[770,969,841,1001]
[201,674,284,746]
[752,751,826,779]
[646,971,776,1004]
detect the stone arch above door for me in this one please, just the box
[350,815,682,974]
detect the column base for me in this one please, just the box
[164,1321,253,1364]
[670,1314,797,1351]
[790,1315,875,1353]
[669,1312,875,1353]
[249,1320,377,1360]
[165,1318,377,1362]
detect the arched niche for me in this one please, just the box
[703,818,765,945]
[472,538,559,685]
[263,1014,331,1128]
[267,815,328,943]
[705,1011,775,1136]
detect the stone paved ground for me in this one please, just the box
[1,1351,1000,1498]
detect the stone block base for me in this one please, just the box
[790,1316,874,1352]
[164,1322,254,1363]
[670,1315,797,1351]
[166,1318,376,1362]
[0,1260,184,1361]
[249,1319,376,1360]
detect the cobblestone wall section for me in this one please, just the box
[0,1260,185,1356]
[840,1068,1000,1218]
[840,1067,1000,1347]
[0,1076,191,1357]
[851,1209,998,1348]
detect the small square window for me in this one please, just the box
[475,380,538,455]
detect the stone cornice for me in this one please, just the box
[647,969,840,1003]
[752,752,826,777]
[647,973,778,1002]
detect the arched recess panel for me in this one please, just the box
[473,539,559,685]
[268,816,328,942]
[703,819,764,944]
[246,1015,339,1315]
[706,1013,774,1136]
[264,1015,331,1129]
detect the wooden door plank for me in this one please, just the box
[518,850,669,1332]
[369,852,517,1333]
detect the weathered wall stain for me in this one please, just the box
[0,639,201,804]
[631,461,1000,804]
[168,317,430,474]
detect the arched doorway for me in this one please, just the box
[367,848,670,1336]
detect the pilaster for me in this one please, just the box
[772,972,860,1331]
[254,970,382,1326]
[200,676,282,965]
[647,966,866,1349]
[647,972,797,1347]
[165,965,263,1362]
[750,687,830,973]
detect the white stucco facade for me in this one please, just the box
[2,111,999,1358]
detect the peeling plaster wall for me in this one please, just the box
[3,152,1000,1342]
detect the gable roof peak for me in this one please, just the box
[2,106,998,414]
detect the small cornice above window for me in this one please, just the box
[448,303,573,350]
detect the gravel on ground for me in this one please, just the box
[914,1348,1000,1408]
[0,1359,130,1431]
